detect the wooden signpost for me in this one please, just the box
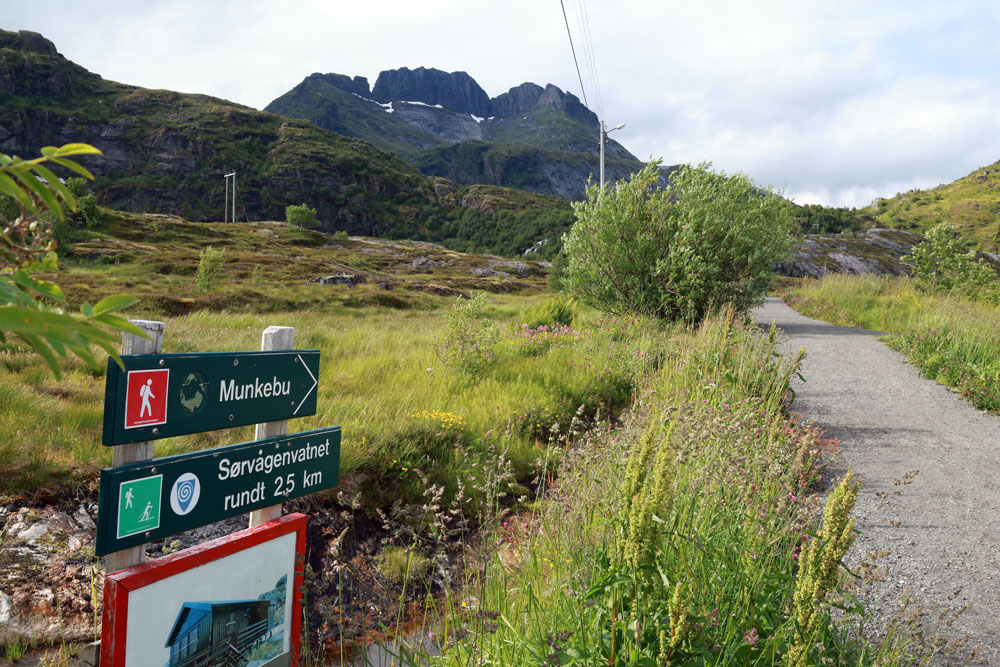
[94,322,339,666]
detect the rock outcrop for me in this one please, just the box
[775,229,924,278]
[373,67,492,117]
[490,82,594,125]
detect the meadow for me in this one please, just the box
[350,311,944,666]
[785,274,1000,414]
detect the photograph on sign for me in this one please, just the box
[102,514,305,667]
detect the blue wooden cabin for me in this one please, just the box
[165,599,270,666]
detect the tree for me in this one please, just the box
[285,203,318,228]
[903,223,997,295]
[562,161,792,323]
[1,144,145,378]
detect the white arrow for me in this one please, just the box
[293,354,318,415]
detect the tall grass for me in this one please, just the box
[0,295,662,503]
[396,311,937,666]
[786,275,1000,413]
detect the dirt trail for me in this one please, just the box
[756,297,1000,664]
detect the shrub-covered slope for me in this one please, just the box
[873,161,1000,251]
[0,30,574,256]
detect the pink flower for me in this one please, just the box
[744,627,759,646]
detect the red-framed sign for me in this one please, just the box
[102,514,306,667]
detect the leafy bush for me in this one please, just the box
[523,296,576,329]
[903,222,997,298]
[332,230,349,241]
[77,194,100,227]
[196,246,225,292]
[436,292,500,377]
[563,161,792,322]
[285,203,318,228]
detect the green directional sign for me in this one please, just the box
[102,349,320,446]
[116,475,162,539]
[97,426,340,556]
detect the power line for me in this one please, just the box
[578,0,605,120]
[559,0,590,110]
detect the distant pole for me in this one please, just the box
[599,120,605,190]
[599,122,625,191]
[224,171,236,223]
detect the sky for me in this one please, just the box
[6,0,1000,207]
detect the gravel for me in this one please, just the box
[755,297,1000,664]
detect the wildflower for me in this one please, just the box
[745,627,759,646]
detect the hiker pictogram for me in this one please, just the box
[124,368,169,429]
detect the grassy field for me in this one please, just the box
[0,214,661,516]
[785,274,1000,414]
[356,312,943,666]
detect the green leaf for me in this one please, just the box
[48,157,94,181]
[93,294,138,317]
[80,302,94,317]
[12,167,62,219]
[32,163,76,211]
[93,313,150,340]
[16,331,62,379]
[10,271,65,301]
[51,144,102,158]
[0,171,31,210]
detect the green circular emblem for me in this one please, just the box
[178,371,208,415]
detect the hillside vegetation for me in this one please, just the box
[0,30,574,257]
[873,160,1000,251]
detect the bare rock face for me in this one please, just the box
[309,72,372,98]
[392,102,483,143]
[373,67,492,117]
[775,229,924,278]
[490,82,595,126]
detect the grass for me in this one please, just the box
[359,311,943,666]
[0,282,657,507]
[873,160,1000,251]
[785,274,1000,413]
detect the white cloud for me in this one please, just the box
[4,0,1000,206]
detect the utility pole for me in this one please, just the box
[224,171,236,222]
[599,122,625,190]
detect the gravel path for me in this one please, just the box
[755,297,1000,664]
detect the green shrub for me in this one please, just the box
[196,246,225,292]
[523,296,576,328]
[903,222,997,296]
[332,230,349,241]
[77,194,100,228]
[436,292,500,377]
[563,161,791,323]
[285,203,318,228]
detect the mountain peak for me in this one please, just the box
[0,30,59,56]
[372,66,491,117]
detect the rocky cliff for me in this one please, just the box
[266,66,645,200]
[775,229,924,278]
[0,30,446,235]
[372,66,492,117]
